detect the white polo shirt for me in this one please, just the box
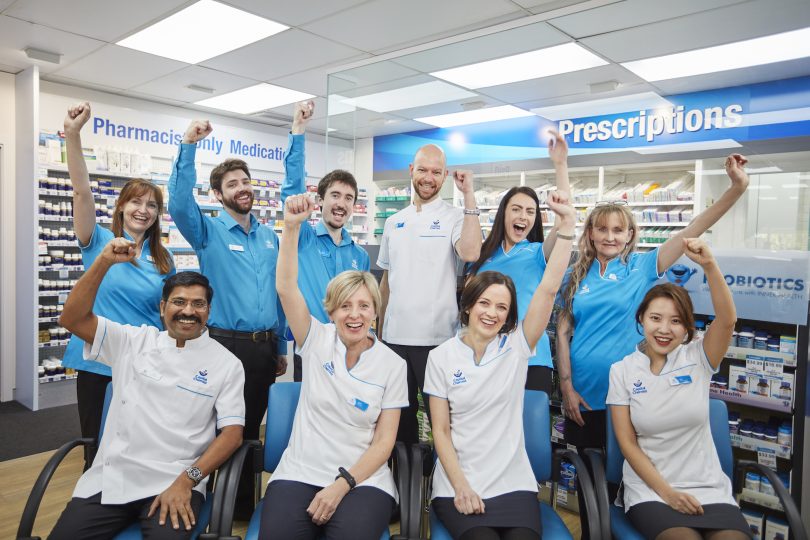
[423,324,538,499]
[377,198,464,346]
[606,338,736,511]
[270,317,408,499]
[75,317,246,504]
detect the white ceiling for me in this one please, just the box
[1,0,809,138]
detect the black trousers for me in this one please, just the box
[209,332,278,519]
[260,480,394,540]
[76,370,113,470]
[384,342,434,446]
[48,491,204,540]
[525,366,553,395]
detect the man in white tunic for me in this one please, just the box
[50,237,245,540]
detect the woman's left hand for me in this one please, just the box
[306,480,351,525]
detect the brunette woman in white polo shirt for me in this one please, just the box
[423,193,575,540]
[606,239,750,540]
[264,194,408,540]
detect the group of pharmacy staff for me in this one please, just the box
[51,96,752,540]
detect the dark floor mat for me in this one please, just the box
[0,401,81,461]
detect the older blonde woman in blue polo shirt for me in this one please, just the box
[61,102,175,468]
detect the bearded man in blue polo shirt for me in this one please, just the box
[168,122,288,518]
[281,100,370,381]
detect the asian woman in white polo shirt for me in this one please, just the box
[606,239,751,540]
[265,194,408,540]
[423,193,575,540]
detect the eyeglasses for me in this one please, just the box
[168,298,209,311]
[595,200,629,207]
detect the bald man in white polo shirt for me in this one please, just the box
[377,144,482,445]
[50,238,245,540]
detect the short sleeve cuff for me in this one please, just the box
[295,316,319,355]
[651,247,666,279]
[421,388,447,400]
[700,342,721,374]
[606,399,630,406]
[83,316,110,363]
[381,401,411,409]
[376,258,389,270]
[516,323,535,358]
[216,415,246,429]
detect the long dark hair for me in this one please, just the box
[467,186,545,276]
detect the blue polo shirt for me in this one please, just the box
[62,224,175,376]
[168,144,287,353]
[566,248,663,410]
[476,240,552,368]
[282,133,370,323]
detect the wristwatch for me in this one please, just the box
[463,208,481,216]
[185,466,203,486]
[335,467,357,490]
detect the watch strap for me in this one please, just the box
[335,467,356,490]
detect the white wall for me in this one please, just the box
[0,71,16,401]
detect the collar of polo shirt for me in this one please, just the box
[158,327,210,350]
[217,210,258,232]
[315,221,352,246]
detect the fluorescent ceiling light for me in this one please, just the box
[117,0,288,64]
[415,105,533,128]
[531,92,672,121]
[345,81,476,113]
[632,139,742,155]
[696,166,783,175]
[622,27,810,82]
[196,83,313,114]
[782,183,808,188]
[431,43,608,89]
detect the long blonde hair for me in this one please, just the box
[559,204,638,323]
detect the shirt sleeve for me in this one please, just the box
[514,323,535,359]
[216,359,246,429]
[629,247,665,280]
[358,246,371,272]
[82,316,145,368]
[281,133,306,204]
[376,219,392,270]
[79,224,113,267]
[606,361,630,406]
[296,315,324,357]
[689,338,719,375]
[536,242,548,267]
[422,351,447,399]
[382,357,409,409]
[168,144,208,251]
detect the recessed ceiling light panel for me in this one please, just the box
[415,105,534,128]
[195,83,313,114]
[347,81,477,113]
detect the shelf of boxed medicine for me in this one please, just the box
[739,488,785,512]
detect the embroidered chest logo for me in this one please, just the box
[351,259,359,270]
[607,273,617,281]
[632,379,648,395]
[323,361,335,376]
[452,369,467,385]
[430,219,441,230]
[265,240,275,249]
[193,370,208,384]
[396,222,405,229]
[579,284,590,295]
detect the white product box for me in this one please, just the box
[742,508,764,540]
[764,516,789,540]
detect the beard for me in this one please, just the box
[222,190,254,215]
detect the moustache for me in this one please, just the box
[173,315,201,324]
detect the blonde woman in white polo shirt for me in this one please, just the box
[423,193,575,540]
[606,239,751,540]
[264,194,408,540]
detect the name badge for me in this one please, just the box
[670,374,693,386]
[228,244,244,252]
[352,398,369,411]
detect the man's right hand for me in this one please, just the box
[291,100,315,135]
[284,194,315,225]
[64,102,91,134]
[100,238,137,265]
[182,120,212,144]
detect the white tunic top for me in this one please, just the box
[606,338,737,511]
[270,317,409,499]
[377,198,464,346]
[423,324,538,499]
[75,317,246,504]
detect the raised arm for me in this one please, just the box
[453,170,483,262]
[657,154,749,272]
[281,100,314,204]
[542,129,572,260]
[59,238,137,342]
[276,194,315,343]
[683,239,735,369]
[64,102,96,245]
[523,192,575,349]
[168,121,212,249]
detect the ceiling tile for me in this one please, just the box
[381,95,506,121]
[262,96,328,122]
[53,44,187,90]
[549,0,746,38]
[652,58,810,96]
[131,65,259,103]
[301,0,525,53]
[0,15,105,74]
[515,0,605,13]
[0,0,17,12]
[222,0,369,26]
[581,0,810,62]
[0,62,21,74]
[326,62,422,96]
[394,20,569,73]
[272,67,333,97]
[42,73,135,96]
[4,0,190,42]
[201,29,366,82]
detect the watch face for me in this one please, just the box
[187,466,202,483]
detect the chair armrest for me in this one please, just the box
[407,443,433,540]
[214,439,263,540]
[736,460,808,540]
[555,448,603,540]
[16,438,94,540]
[583,449,611,540]
[390,441,411,540]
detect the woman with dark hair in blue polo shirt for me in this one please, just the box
[465,130,570,395]
[61,102,174,468]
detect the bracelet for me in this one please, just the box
[335,467,356,490]
[556,232,576,241]
[463,208,481,216]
